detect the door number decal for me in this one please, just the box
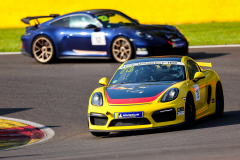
[96,37,101,43]
[193,84,200,101]
[91,32,106,45]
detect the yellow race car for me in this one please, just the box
[88,56,224,136]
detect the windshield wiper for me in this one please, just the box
[119,82,129,84]
[114,82,135,84]
[143,80,160,82]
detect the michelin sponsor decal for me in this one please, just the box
[114,111,143,119]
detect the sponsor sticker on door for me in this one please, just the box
[91,32,106,45]
[193,84,200,101]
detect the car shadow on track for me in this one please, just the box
[41,52,229,64]
[0,154,41,159]
[103,110,240,138]
[56,58,116,64]
[188,52,229,60]
[193,110,240,130]
[0,108,33,116]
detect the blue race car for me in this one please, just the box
[21,9,189,64]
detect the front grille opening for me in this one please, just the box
[109,118,151,127]
[152,108,176,122]
[90,117,108,126]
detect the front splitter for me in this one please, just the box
[89,122,185,133]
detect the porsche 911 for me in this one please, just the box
[21,9,188,63]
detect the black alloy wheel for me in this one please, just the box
[215,82,224,117]
[185,94,196,128]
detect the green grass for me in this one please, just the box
[176,21,240,46]
[0,28,25,52]
[1,22,240,52]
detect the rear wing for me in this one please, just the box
[21,14,60,25]
[197,62,212,68]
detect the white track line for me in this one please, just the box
[0,52,21,55]
[189,44,240,48]
[0,116,55,150]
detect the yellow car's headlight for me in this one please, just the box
[161,88,179,102]
[91,92,103,106]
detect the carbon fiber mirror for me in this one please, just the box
[85,24,97,29]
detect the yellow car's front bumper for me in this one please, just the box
[88,98,186,132]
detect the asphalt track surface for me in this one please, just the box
[1,47,240,160]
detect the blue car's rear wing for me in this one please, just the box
[21,14,60,25]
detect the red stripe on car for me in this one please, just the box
[106,90,166,104]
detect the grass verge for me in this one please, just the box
[0,28,25,52]
[0,22,240,52]
[176,21,240,46]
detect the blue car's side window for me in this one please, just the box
[51,17,69,27]
[69,15,97,29]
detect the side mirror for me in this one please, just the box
[99,77,108,86]
[193,72,205,81]
[85,24,97,29]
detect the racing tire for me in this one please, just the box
[32,35,56,64]
[91,132,109,137]
[183,47,189,55]
[214,82,224,117]
[185,94,196,128]
[179,47,189,55]
[111,36,133,63]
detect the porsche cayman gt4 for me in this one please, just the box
[21,9,188,64]
[88,56,224,136]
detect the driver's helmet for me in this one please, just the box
[135,65,155,82]
[169,65,184,79]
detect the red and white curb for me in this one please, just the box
[0,116,55,150]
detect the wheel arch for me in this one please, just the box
[184,90,196,127]
[186,91,194,102]
[216,80,223,88]
[216,80,224,97]
[185,90,196,112]
[215,80,224,116]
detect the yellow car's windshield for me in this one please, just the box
[110,62,186,84]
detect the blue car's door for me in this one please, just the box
[65,14,108,56]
